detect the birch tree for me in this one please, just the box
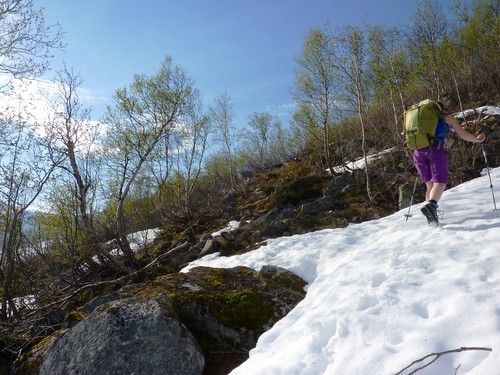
[0,0,64,81]
[336,25,374,202]
[154,94,212,230]
[0,0,64,320]
[368,25,413,138]
[103,57,196,268]
[452,0,500,100]
[43,66,131,275]
[292,27,339,175]
[244,112,274,170]
[409,1,449,98]
[209,91,242,193]
[0,114,60,320]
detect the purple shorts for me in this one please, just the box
[413,144,448,183]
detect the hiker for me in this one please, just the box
[413,102,486,224]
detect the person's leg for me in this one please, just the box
[420,145,448,226]
[424,181,433,201]
[427,145,448,204]
[427,182,446,203]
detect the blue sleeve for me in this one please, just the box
[435,118,450,143]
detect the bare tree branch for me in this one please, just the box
[395,346,492,375]
[0,0,65,81]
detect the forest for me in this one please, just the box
[0,0,499,368]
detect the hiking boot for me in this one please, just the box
[421,201,439,227]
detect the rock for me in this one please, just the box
[268,220,287,235]
[199,237,220,257]
[324,173,357,196]
[81,291,122,314]
[253,210,280,226]
[12,331,63,375]
[259,265,307,292]
[398,183,413,209]
[276,208,297,220]
[398,179,425,210]
[168,242,200,269]
[15,265,306,375]
[220,230,236,242]
[130,265,306,374]
[35,295,204,375]
[300,197,333,214]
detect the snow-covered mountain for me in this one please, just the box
[184,167,500,375]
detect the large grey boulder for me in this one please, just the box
[38,294,204,375]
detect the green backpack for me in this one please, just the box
[404,99,444,150]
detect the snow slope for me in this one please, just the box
[183,167,500,375]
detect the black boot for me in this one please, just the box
[421,200,439,227]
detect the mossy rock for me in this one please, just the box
[63,310,88,328]
[273,175,327,207]
[126,265,306,375]
[12,330,67,375]
[218,289,273,329]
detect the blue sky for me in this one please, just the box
[37,0,461,126]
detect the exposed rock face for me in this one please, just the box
[128,265,307,374]
[39,294,204,375]
[13,265,307,375]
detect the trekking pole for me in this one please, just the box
[481,142,497,211]
[402,101,418,221]
[404,174,419,221]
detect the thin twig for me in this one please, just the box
[144,241,190,269]
[24,241,192,315]
[394,346,492,375]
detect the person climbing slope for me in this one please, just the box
[404,98,487,227]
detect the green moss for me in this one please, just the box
[215,289,273,330]
[66,310,88,325]
[129,267,287,333]
[34,329,66,349]
[288,212,348,233]
[227,290,260,307]
[273,176,325,207]
[15,329,68,375]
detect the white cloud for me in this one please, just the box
[0,75,52,123]
[0,74,104,144]
[0,74,104,124]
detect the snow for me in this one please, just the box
[455,106,500,120]
[102,228,161,258]
[212,220,248,237]
[333,147,397,174]
[127,228,162,251]
[183,167,500,375]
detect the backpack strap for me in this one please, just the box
[403,101,410,151]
